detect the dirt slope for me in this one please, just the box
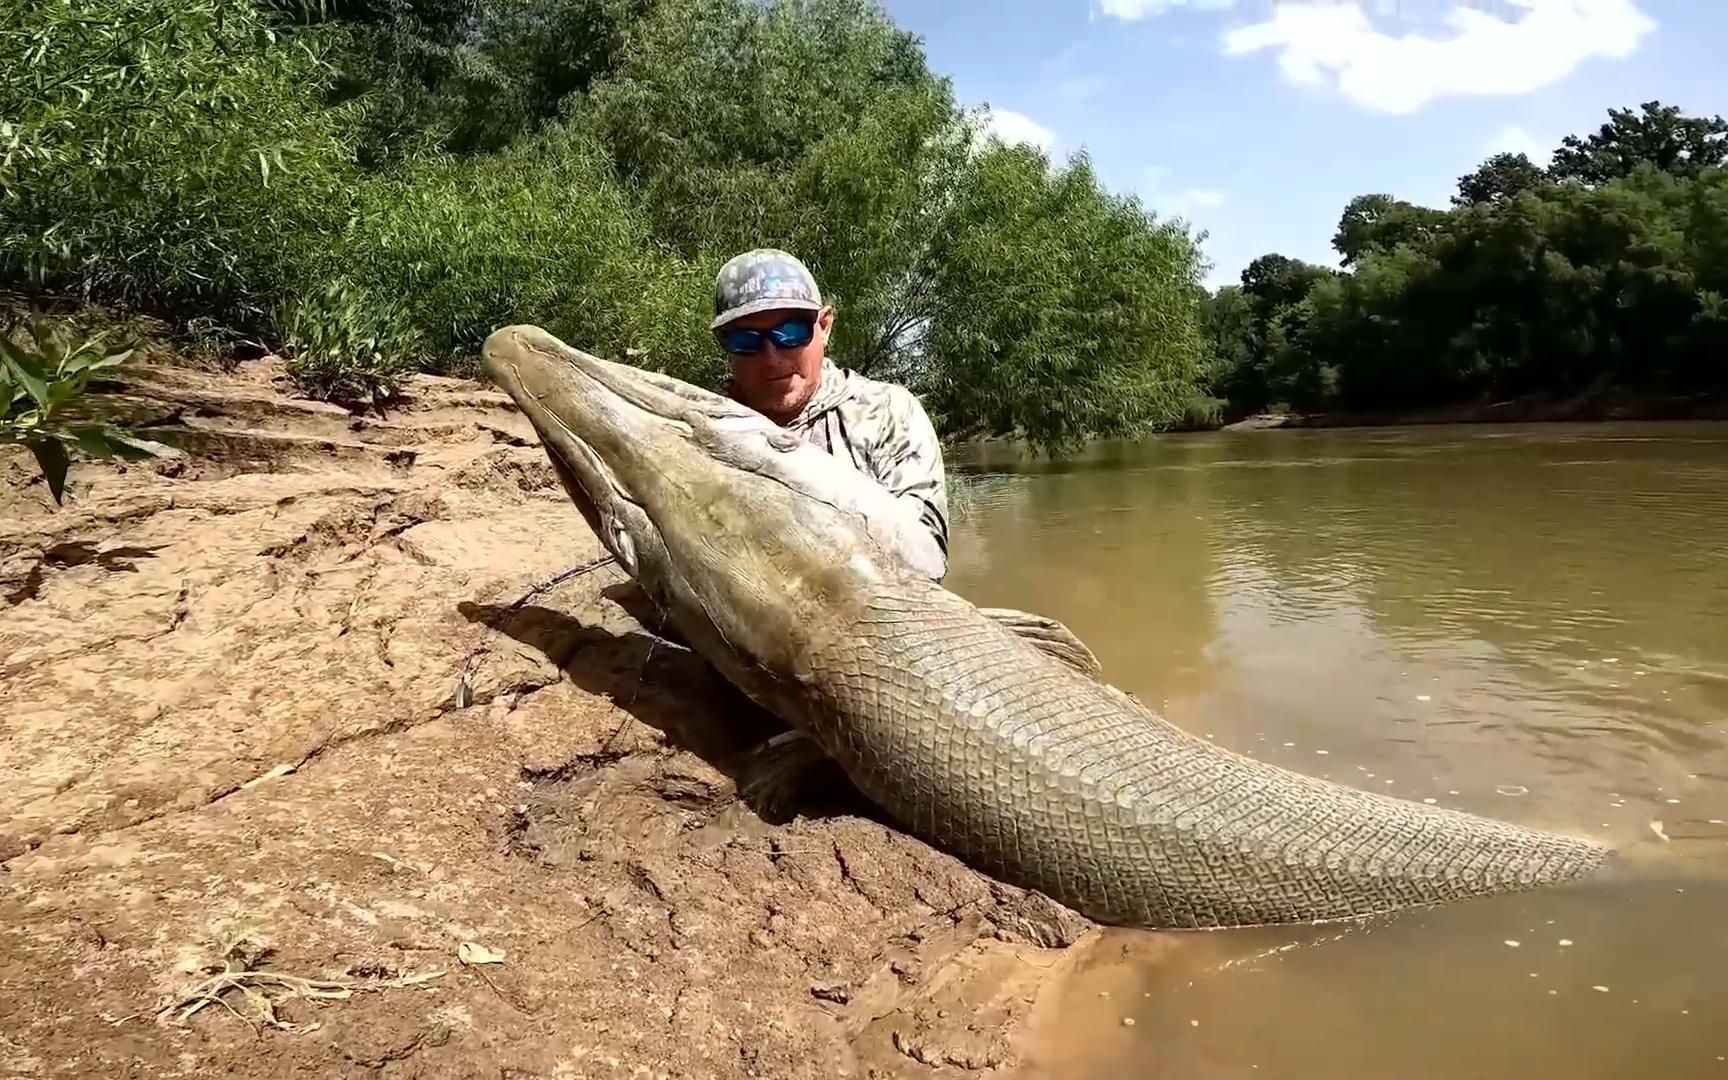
[0,356,1111,1079]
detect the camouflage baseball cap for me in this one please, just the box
[710,248,824,330]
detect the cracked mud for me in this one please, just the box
[1,356,1111,1079]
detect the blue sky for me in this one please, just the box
[878,0,1728,289]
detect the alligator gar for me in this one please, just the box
[480,324,1612,930]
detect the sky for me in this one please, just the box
[876,0,1728,289]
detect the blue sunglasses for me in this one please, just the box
[719,315,816,355]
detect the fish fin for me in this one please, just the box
[978,607,1104,678]
[734,730,839,824]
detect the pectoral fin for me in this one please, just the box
[734,730,841,824]
[979,607,1104,678]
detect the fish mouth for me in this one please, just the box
[480,325,703,575]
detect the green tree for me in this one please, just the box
[1240,254,1334,309]
[267,0,650,166]
[1198,254,1339,413]
[1454,152,1548,206]
[917,146,1208,450]
[1550,100,1728,186]
[0,0,358,323]
[1204,99,1728,419]
[0,0,1220,446]
[578,0,938,254]
[778,87,975,381]
[1200,286,1262,411]
[342,122,684,370]
[1332,195,1447,266]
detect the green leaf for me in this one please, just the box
[27,436,70,505]
[0,337,52,410]
[60,341,134,377]
[68,424,178,462]
[46,376,87,412]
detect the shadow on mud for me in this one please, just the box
[457,586,874,826]
[44,541,162,571]
[5,542,162,605]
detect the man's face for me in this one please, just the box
[722,306,833,423]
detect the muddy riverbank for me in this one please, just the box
[0,355,1109,1079]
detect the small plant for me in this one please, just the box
[1175,393,1227,431]
[278,281,419,410]
[0,317,176,504]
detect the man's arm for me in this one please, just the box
[867,385,950,573]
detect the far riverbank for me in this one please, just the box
[1219,388,1728,431]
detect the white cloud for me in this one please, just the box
[1142,165,1228,219]
[1483,123,1554,164]
[1097,0,1234,20]
[979,107,1058,153]
[1221,0,1657,114]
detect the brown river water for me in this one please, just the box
[943,423,1728,1080]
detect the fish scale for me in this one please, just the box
[802,578,1610,929]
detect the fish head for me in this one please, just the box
[480,325,943,671]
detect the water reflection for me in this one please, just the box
[943,424,1728,1080]
[947,450,1223,703]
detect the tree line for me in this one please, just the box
[1,0,1211,451]
[1205,101,1728,419]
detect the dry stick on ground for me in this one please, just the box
[452,555,619,709]
[454,553,685,758]
[159,937,445,1034]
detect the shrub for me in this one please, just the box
[0,0,359,326]
[278,282,421,408]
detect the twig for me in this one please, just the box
[453,555,618,707]
[158,937,445,1034]
[468,964,536,1016]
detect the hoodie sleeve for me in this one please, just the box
[860,383,950,574]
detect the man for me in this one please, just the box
[710,248,950,577]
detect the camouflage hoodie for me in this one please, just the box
[728,356,950,577]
